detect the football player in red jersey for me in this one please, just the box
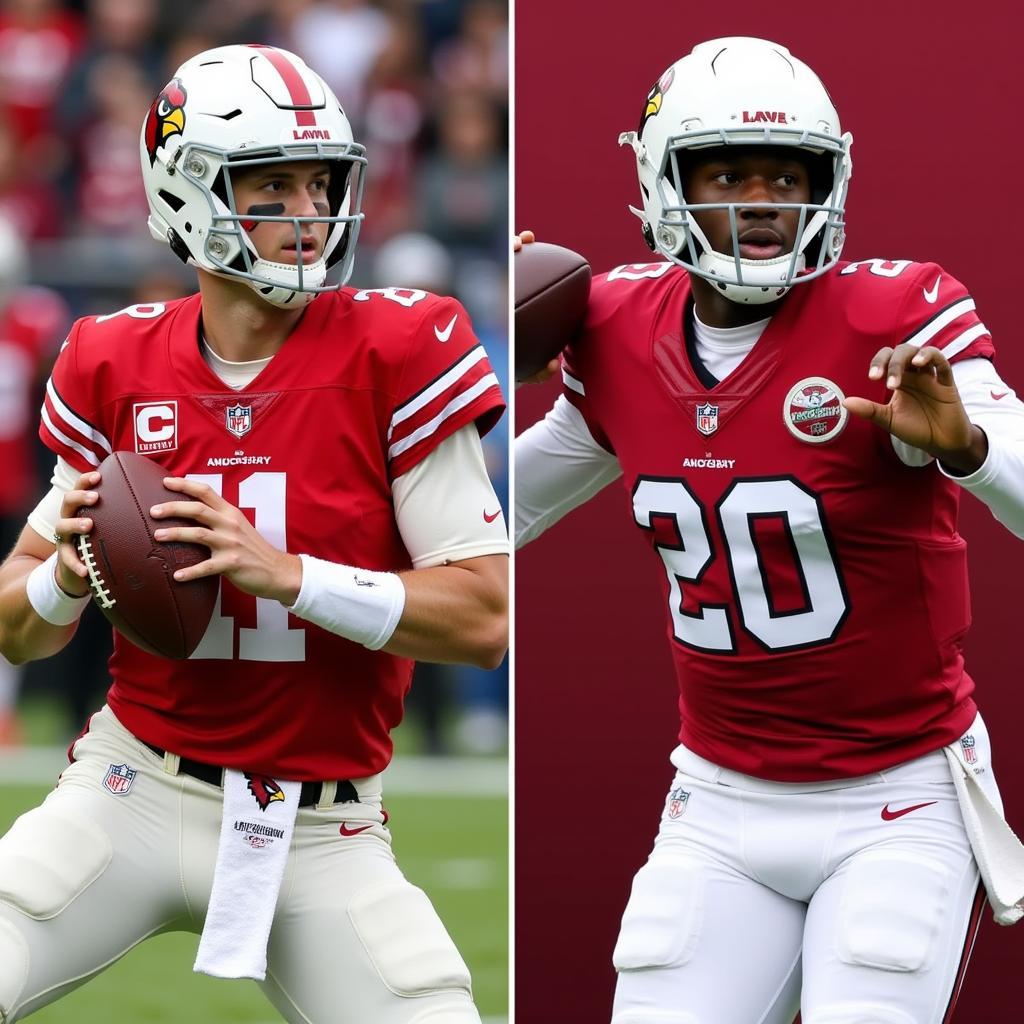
[0,45,506,1023]
[517,37,1024,1024]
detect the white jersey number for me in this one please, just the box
[187,471,306,662]
[633,476,849,652]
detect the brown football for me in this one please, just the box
[75,451,218,659]
[514,241,591,382]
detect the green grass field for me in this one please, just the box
[0,783,507,1023]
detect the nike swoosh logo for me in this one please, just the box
[991,391,1009,401]
[922,276,941,304]
[434,314,458,342]
[339,822,373,836]
[880,800,937,821]
[483,508,501,523]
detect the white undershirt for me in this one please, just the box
[516,332,1024,547]
[29,342,508,568]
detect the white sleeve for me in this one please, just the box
[392,424,509,568]
[25,457,80,542]
[515,394,622,549]
[935,358,1024,539]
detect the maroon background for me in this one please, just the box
[515,8,1024,1022]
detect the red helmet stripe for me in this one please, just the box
[249,45,317,127]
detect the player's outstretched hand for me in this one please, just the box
[514,229,560,387]
[53,471,101,597]
[843,344,988,473]
[150,477,303,605]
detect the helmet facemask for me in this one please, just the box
[187,142,366,308]
[655,136,849,305]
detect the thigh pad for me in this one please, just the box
[612,851,704,972]
[348,880,472,998]
[835,850,951,973]
[0,803,112,920]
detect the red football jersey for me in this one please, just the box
[562,259,995,781]
[40,288,504,780]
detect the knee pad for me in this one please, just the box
[0,803,111,919]
[612,852,705,972]
[348,881,472,998]
[805,1004,916,1024]
[834,850,950,973]
[0,916,29,1016]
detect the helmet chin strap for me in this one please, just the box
[684,216,806,306]
[246,256,327,308]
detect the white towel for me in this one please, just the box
[944,740,1024,925]
[194,769,302,979]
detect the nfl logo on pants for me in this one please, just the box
[103,763,137,795]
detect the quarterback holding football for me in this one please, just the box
[517,36,1024,1023]
[0,44,506,1023]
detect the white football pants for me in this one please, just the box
[611,718,999,1024]
[0,705,480,1024]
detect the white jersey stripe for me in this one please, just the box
[40,405,102,467]
[388,347,488,439]
[388,373,498,461]
[45,379,112,455]
[562,367,585,396]
[905,299,976,350]
[942,323,990,360]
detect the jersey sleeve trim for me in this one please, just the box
[943,323,991,360]
[388,370,500,461]
[388,346,489,438]
[40,377,112,468]
[902,298,982,349]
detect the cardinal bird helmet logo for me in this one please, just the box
[144,78,187,166]
[246,774,286,811]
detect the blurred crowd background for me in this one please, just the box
[0,0,509,755]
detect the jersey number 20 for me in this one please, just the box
[633,476,849,653]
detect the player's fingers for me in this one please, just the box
[160,476,231,509]
[867,346,894,382]
[71,471,101,491]
[910,345,954,386]
[881,343,924,389]
[59,486,99,520]
[152,526,213,546]
[843,395,889,425]
[171,556,225,583]
[149,499,217,523]
[513,229,536,252]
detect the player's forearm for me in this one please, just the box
[383,557,508,669]
[0,555,82,664]
[285,553,508,669]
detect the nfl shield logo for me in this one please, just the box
[226,403,252,439]
[961,735,977,764]
[667,786,690,819]
[103,763,137,796]
[695,402,719,437]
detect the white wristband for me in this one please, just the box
[25,552,91,626]
[287,554,406,651]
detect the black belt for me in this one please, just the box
[143,742,359,807]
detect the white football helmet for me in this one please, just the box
[618,37,853,304]
[140,44,367,308]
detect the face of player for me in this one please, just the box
[229,160,332,266]
[680,146,813,261]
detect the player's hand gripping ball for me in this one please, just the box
[75,451,218,658]
[514,241,591,382]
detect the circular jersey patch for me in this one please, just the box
[784,377,848,443]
